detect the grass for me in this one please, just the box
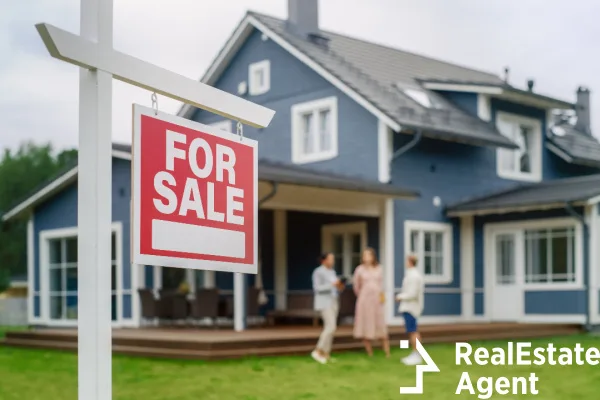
[0,333,599,399]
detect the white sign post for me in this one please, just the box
[35,1,274,399]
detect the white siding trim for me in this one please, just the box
[274,210,287,310]
[460,216,474,320]
[477,94,491,122]
[588,205,600,324]
[27,216,39,324]
[377,120,393,183]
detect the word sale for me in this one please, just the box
[153,130,245,225]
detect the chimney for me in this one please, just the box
[287,0,319,37]
[575,86,591,135]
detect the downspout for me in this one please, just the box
[259,182,278,206]
[565,202,591,332]
[391,129,423,161]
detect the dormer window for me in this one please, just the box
[403,88,443,109]
[496,111,542,182]
[248,60,270,96]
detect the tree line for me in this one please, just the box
[0,142,77,291]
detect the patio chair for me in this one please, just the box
[171,293,189,325]
[138,289,159,326]
[157,290,175,324]
[338,287,357,325]
[190,288,219,327]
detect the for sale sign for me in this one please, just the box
[132,105,257,274]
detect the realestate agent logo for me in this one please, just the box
[399,340,440,394]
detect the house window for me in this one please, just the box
[525,227,576,284]
[322,222,367,279]
[291,96,338,164]
[404,221,453,284]
[496,112,542,182]
[209,120,232,132]
[248,60,270,96]
[44,226,123,322]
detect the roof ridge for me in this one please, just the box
[247,10,502,82]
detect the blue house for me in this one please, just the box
[4,0,600,329]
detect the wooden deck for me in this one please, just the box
[2,323,582,360]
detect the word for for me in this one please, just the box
[153,130,244,225]
[456,372,539,400]
[456,342,600,366]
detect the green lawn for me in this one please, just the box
[0,333,599,399]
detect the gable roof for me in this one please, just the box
[178,11,579,150]
[1,143,418,222]
[446,173,600,216]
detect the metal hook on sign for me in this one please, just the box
[236,121,244,142]
[151,92,158,115]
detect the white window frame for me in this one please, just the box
[248,60,270,96]
[404,220,453,284]
[39,222,125,326]
[209,120,232,132]
[321,221,367,280]
[486,218,583,291]
[495,111,542,182]
[291,96,339,164]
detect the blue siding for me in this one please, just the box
[192,29,379,180]
[525,291,585,314]
[33,158,133,323]
[422,293,461,316]
[437,91,478,116]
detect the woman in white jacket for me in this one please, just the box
[396,254,425,365]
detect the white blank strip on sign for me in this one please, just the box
[152,219,246,258]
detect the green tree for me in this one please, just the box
[0,141,77,280]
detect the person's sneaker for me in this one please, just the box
[402,352,423,366]
[311,350,327,364]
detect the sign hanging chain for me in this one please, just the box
[236,121,244,142]
[151,92,158,115]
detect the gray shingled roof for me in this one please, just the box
[250,12,519,149]
[547,123,600,168]
[446,174,600,215]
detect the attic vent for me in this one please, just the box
[307,32,329,47]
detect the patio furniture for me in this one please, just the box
[190,288,219,327]
[337,287,357,324]
[138,289,159,325]
[156,290,187,324]
[266,293,319,326]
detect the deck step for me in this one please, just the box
[1,325,582,361]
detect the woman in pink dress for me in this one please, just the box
[353,247,390,357]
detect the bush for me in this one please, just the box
[0,268,10,293]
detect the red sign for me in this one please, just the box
[132,105,257,273]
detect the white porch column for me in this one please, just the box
[586,205,599,324]
[153,266,161,293]
[76,0,113,398]
[27,216,34,324]
[380,198,395,324]
[274,210,288,310]
[460,216,475,320]
[234,273,246,331]
[204,271,216,288]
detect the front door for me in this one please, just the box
[491,231,523,321]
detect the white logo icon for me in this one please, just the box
[399,339,440,394]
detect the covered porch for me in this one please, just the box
[134,160,418,331]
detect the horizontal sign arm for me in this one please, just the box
[36,23,275,128]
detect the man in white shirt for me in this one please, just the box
[395,254,425,366]
[311,252,345,364]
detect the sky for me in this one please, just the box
[2,0,600,152]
